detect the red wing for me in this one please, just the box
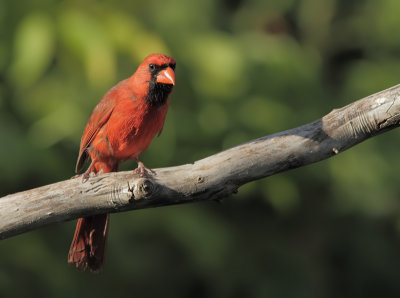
[75,99,115,173]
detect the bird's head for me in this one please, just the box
[132,53,176,106]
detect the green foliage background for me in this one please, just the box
[2,0,400,297]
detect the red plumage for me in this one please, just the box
[68,53,176,272]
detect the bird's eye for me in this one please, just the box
[170,64,176,70]
[149,64,155,71]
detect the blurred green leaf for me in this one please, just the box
[238,96,292,132]
[198,102,228,135]
[59,10,116,88]
[9,12,55,88]
[263,175,300,214]
[185,32,247,99]
[28,101,83,148]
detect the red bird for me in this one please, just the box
[68,53,176,272]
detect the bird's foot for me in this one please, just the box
[82,171,90,182]
[70,173,90,182]
[81,170,97,182]
[135,161,156,177]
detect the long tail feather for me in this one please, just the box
[68,214,110,272]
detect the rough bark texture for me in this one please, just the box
[1,84,400,240]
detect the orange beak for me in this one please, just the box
[156,67,175,85]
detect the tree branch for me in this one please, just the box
[2,84,400,240]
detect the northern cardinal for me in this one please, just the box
[68,53,176,272]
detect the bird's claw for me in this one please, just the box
[81,171,97,182]
[135,161,156,177]
[82,172,90,183]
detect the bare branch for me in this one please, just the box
[1,84,400,240]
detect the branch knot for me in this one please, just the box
[131,178,155,201]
